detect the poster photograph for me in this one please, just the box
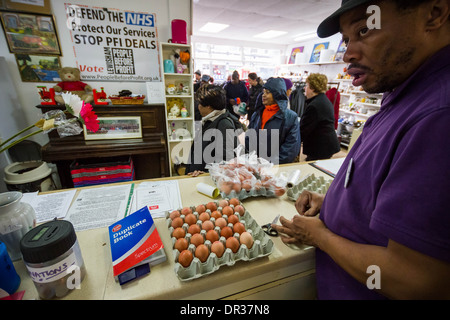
[15,54,61,82]
[309,42,329,63]
[288,46,304,64]
[84,116,142,140]
[0,12,61,55]
[65,4,160,82]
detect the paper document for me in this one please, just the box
[310,157,346,177]
[65,184,132,231]
[133,180,182,218]
[21,190,77,223]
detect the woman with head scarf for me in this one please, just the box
[246,77,300,164]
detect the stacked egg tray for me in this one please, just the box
[286,173,333,201]
[217,187,277,202]
[165,199,274,281]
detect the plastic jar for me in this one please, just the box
[0,191,36,261]
[20,220,86,299]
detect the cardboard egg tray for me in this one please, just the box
[218,187,275,201]
[165,203,274,281]
[286,173,333,201]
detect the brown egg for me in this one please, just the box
[222,206,234,216]
[169,210,181,220]
[190,233,204,246]
[202,220,214,231]
[206,229,219,243]
[227,214,239,225]
[215,217,227,229]
[199,211,210,222]
[206,202,217,211]
[174,237,188,252]
[229,198,240,206]
[178,250,193,267]
[220,226,233,239]
[233,222,245,234]
[239,231,253,249]
[219,181,233,194]
[188,224,201,235]
[232,182,242,193]
[171,217,184,228]
[172,227,186,239]
[218,199,229,207]
[210,210,222,219]
[211,241,225,258]
[196,204,206,214]
[181,207,193,216]
[242,181,252,191]
[275,186,286,197]
[184,214,197,226]
[234,205,245,216]
[226,236,240,253]
[195,244,209,263]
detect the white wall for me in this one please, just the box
[0,0,191,147]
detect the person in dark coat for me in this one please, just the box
[223,70,249,117]
[246,77,300,164]
[186,84,242,176]
[247,72,264,121]
[300,73,340,161]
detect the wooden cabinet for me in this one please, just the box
[37,103,169,189]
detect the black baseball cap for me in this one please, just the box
[317,0,374,38]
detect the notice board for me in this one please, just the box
[65,3,161,82]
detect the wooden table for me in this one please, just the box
[13,161,334,300]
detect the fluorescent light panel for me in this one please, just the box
[199,22,229,33]
[253,30,288,39]
[293,32,317,42]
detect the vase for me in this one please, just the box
[0,191,36,261]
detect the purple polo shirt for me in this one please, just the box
[316,45,450,300]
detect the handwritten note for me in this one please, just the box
[146,81,165,104]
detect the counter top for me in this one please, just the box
[13,162,334,300]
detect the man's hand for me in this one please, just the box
[295,190,324,216]
[272,215,329,248]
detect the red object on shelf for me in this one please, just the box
[38,87,56,105]
[171,19,187,44]
[93,87,108,105]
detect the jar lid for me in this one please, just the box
[20,220,76,263]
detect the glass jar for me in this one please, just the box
[20,220,86,299]
[0,191,36,261]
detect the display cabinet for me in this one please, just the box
[159,42,195,176]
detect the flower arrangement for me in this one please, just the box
[0,93,99,154]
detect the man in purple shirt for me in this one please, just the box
[272,0,450,299]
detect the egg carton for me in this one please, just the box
[286,173,333,201]
[165,202,274,281]
[218,187,276,201]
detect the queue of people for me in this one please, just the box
[187,69,341,176]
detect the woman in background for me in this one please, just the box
[300,73,340,161]
[247,72,264,121]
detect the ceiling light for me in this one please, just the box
[199,22,229,33]
[253,30,288,39]
[293,32,317,42]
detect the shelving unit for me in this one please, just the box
[159,42,195,176]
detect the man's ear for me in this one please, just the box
[424,0,450,31]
